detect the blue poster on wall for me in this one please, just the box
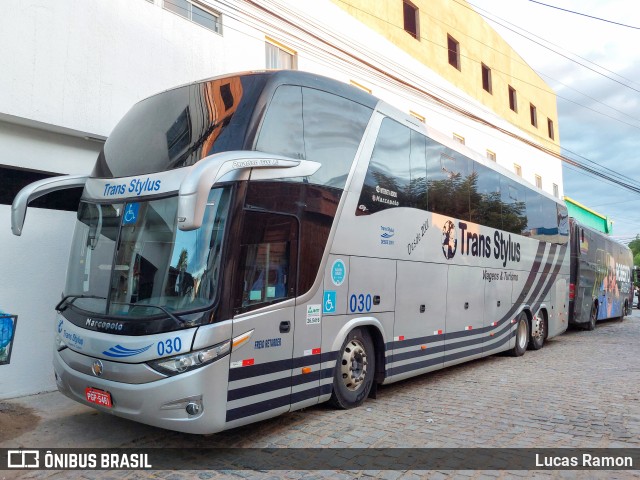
[0,314,17,365]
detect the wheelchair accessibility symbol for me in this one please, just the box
[123,203,140,225]
[323,291,336,314]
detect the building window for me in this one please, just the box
[508,86,517,112]
[514,164,522,177]
[553,183,559,198]
[547,118,555,140]
[163,0,221,34]
[265,39,297,70]
[403,1,419,39]
[410,111,425,123]
[535,174,542,189]
[486,150,496,161]
[481,63,492,94]
[447,34,460,70]
[453,133,465,145]
[530,103,538,127]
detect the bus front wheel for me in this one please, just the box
[509,312,529,357]
[329,328,375,409]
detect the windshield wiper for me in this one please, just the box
[56,294,107,312]
[110,302,186,325]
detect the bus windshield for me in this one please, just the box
[64,187,231,317]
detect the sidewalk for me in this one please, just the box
[1,390,164,449]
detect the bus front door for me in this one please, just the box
[225,211,298,429]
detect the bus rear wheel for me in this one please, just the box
[529,310,546,350]
[329,328,375,409]
[509,312,529,357]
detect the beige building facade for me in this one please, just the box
[332,0,560,154]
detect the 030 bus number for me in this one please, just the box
[157,337,182,356]
[349,293,372,313]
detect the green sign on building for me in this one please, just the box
[564,196,613,234]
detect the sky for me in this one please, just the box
[467,0,640,244]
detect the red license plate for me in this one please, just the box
[85,387,113,408]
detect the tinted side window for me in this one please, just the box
[234,211,298,313]
[255,85,372,188]
[302,88,372,187]
[410,130,428,209]
[255,85,305,159]
[357,118,411,214]
[426,142,472,221]
[500,178,527,235]
[472,163,502,230]
[557,203,569,244]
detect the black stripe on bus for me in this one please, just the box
[228,357,293,382]
[226,383,333,422]
[228,351,338,383]
[227,241,562,419]
[530,244,568,313]
[390,343,445,363]
[389,318,515,369]
[385,242,549,353]
[225,392,291,422]
[520,244,558,309]
[387,330,513,377]
[228,366,334,402]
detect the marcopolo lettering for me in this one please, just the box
[86,318,124,331]
[458,221,521,267]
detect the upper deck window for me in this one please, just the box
[357,118,427,215]
[163,0,222,34]
[255,85,373,188]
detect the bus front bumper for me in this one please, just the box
[53,348,230,434]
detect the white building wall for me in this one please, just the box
[0,0,564,399]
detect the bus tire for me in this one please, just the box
[620,300,628,321]
[329,328,375,409]
[586,302,597,331]
[529,310,546,350]
[509,312,529,357]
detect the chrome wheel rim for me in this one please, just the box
[532,313,544,341]
[340,338,368,391]
[517,318,528,350]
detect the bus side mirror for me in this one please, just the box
[177,151,320,231]
[11,174,88,236]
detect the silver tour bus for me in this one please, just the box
[12,71,570,434]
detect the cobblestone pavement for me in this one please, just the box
[3,313,640,479]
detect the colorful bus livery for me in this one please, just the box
[13,71,569,434]
[569,218,633,330]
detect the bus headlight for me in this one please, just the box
[147,339,230,376]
